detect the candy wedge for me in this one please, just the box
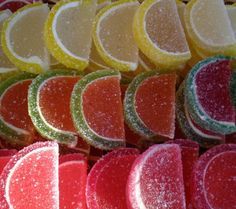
[93,0,139,72]
[126,144,185,209]
[59,154,87,209]
[0,73,36,147]
[185,0,236,56]
[185,55,236,134]
[0,141,59,209]
[71,70,125,150]
[133,0,190,70]
[86,148,139,209]
[44,0,97,71]
[1,3,50,73]
[28,70,81,147]
[124,71,176,140]
[191,144,236,209]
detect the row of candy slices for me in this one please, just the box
[0,0,235,75]
[0,140,235,209]
[0,55,235,152]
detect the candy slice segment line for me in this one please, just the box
[5,146,59,209]
[51,1,86,62]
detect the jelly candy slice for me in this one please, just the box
[191,144,236,209]
[166,139,199,209]
[176,83,225,148]
[0,149,17,174]
[0,141,59,209]
[124,71,176,140]
[86,148,139,209]
[71,70,125,150]
[28,70,81,147]
[127,144,185,209]
[0,73,36,147]
[185,56,236,134]
[59,154,87,209]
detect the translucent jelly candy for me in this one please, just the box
[127,144,185,209]
[86,148,139,209]
[185,56,236,134]
[124,71,176,140]
[0,149,17,174]
[191,144,236,209]
[0,141,59,209]
[28,70,82,147]
[0,73,36,147]
[59,154,87,209]
[71,70,125,150]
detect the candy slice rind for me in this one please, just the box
[71,69,125,150]
[28,69,80,147]
[185,55,236,134]
[0,72,36,147]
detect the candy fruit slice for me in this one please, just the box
[127,144,185,209]
[185,0,236,56]
[0,73,36,147]
[133,0,190,70]
[0,149,17,174]
[0,141,59,209]
[185,55,236,134]
[124,71,176,140]
[86,148,139,209]
[71,70,125,150]
[1,3,50,73]
[28,70,81,147]
[93,0,139,72]
[44,0,97,71]
[191,144,236,209]
[0,0,40,12]
[176,83,225,148]
[59,154,87,209]
[166,139,199,209]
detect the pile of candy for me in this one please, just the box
[0,0,235,208]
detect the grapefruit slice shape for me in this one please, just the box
[0,72,36,147]
[71,70,125,150]
[59,153,87,209]
[86,148,139,209]
[126,144,185,209]
[124,71,176,139]
[28,70,81,147]
[185,55,236,134]
[166,139,199,209]
[0,141,59,209]
[0,0,40,12]
[176,83,225,148]
[191,144,236,209]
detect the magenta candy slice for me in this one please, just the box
[86,148,139,209]
[0,141,59,209]
[59,154,87,209]
[166,139,199,209]
[127,144,185,209]
[191,144,236,209]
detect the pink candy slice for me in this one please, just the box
[127,144,186,209]
[86,148,139,209]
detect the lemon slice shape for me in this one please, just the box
[185,0,236,56]
[45,0,97,71]
[133,0,190,71]
[93,0,139,72]
[1,3,50,74]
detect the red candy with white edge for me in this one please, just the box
[59,154,87,209]
[86,148,139,209]
[167,139,199,209]
[127,144,186,209]
[0,149,17,174]
[0,141,59,209]
[0,0,39,12]
[191,144,236,209]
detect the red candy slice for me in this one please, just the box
[0,149,17,174]
[86,148,139,209]
[127,144,185,209]
[191,144,236,209]
[59,154,87,209]
[0,141,59,209]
